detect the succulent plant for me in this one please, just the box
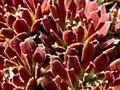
[0,0,120,90]
[0,0,53,45]
[0,37,49,89]
[39,41,120,89]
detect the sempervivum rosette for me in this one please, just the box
[0,0,52,44]
[38,0,118,55]
[38,41,120,90]
[0,37,53,90]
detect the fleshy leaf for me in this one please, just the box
[35,3,42,19]
[33,47,45,65]
[19,66,30,83]
[40,76,59,90]
[63,30,76,46]
[0,28,16,39]
[97,21,111,40]
[81,42,95,70]
[73,26,85,42]
[55,75,69,90]
[21,9,33,26]
[13,19,29,33]
[106,59,120,76]
[51,60,69,82]
[67,56,81,76]
[93,53,109,73]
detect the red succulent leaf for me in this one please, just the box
[100,5,107,16]
[57,0,66,22]
[93,53,109,73]
[40,33,53,46]
[88,21,95,37]
[12,67,19,74]
[55,75,69,90]
[67,56,81,76]
[64,48,78,65]
[63,30,76,46]
[0,13,5,23]
[6,14,16,29]
[41,0,50,14]
[51,60,69,82]
[25,37,37,53]
[21,9,33,26]
[0,21,8,29]
[25,0,35,12]
[74,0,85,12]
[26,77,35,90]
[85,1,98,19]
[67,69,76,88]
[10,37,22,55]
[13,19,29,33]
[113,77,120,90]
[50,29,64,46]
[40,76,59,90]
[13,0,24,8]
[35,3,42,19]
[49,5,59,20]
[73,26,85,42]
[87,33,98,44]
[104,46,117,65]
[81,42,95,70]
[106,59,120,76]
[12,74,24,86]
[31,20,41,33]
[20,41,32,72]
[69,43,84,53]
[19,66,30,83]
[42,18,56,34]
[2,82,15,90]
[88,11,98,29]
[67,0,76,19]
[100,39,115,49]
[34,63,41,79]
[33,47,45,65]
[96,13,110,30]
[0,55,4,70]
[16,32,28,40]
[97,21,111,40]
[5,46,23,65]
[52,45,66,53]
[55,22,63,36]
[0,28,16,39]
[45,46,56,55]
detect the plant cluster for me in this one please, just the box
[0,0,120,90]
